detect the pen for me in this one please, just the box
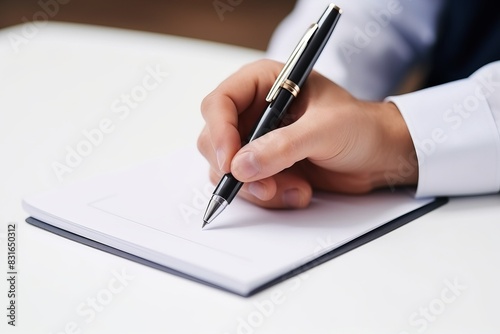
[203,3,342,228]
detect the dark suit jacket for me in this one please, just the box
[424,0,500,88]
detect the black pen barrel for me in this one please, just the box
[247,89,295,142]
[218,90,294,204]
[289,5,341,87]
[206,4,342,216]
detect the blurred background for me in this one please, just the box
[0,0,296,50]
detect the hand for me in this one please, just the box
[197,59,418,209]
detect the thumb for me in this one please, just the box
[230,122,313,182]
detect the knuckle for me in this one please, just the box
[273,133,304,167]
[200,91,217,118]
[196,128,210,156]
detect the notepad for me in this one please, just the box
[22,146,446,296]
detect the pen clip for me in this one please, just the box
[266,23,318,102]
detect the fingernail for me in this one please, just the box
[216,148,226,171]
[248,182,267,200]
[233,151,260,179]
[283,189,301,208]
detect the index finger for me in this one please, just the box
[199,59,284,172]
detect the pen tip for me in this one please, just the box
[202,195,228,229]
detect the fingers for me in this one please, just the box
[198,59,401,209]
[230,117,320,183]
[224,69,355,184]
[209,166,313,209]
[242,171,312,209]
[198,60,283,173]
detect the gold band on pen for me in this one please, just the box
[265,23,319,102]
[282,79,300,97]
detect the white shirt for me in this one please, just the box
[266,0,500,198]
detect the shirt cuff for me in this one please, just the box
[386,78,500,198]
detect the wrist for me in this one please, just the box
[370,101,419,190]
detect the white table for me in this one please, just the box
[1,22,499,334]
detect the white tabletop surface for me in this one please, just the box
[1,22,499,334]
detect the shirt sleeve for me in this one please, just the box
[386,61,500,197]
[266,0,445,100]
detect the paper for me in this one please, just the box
[23,146,435,296]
